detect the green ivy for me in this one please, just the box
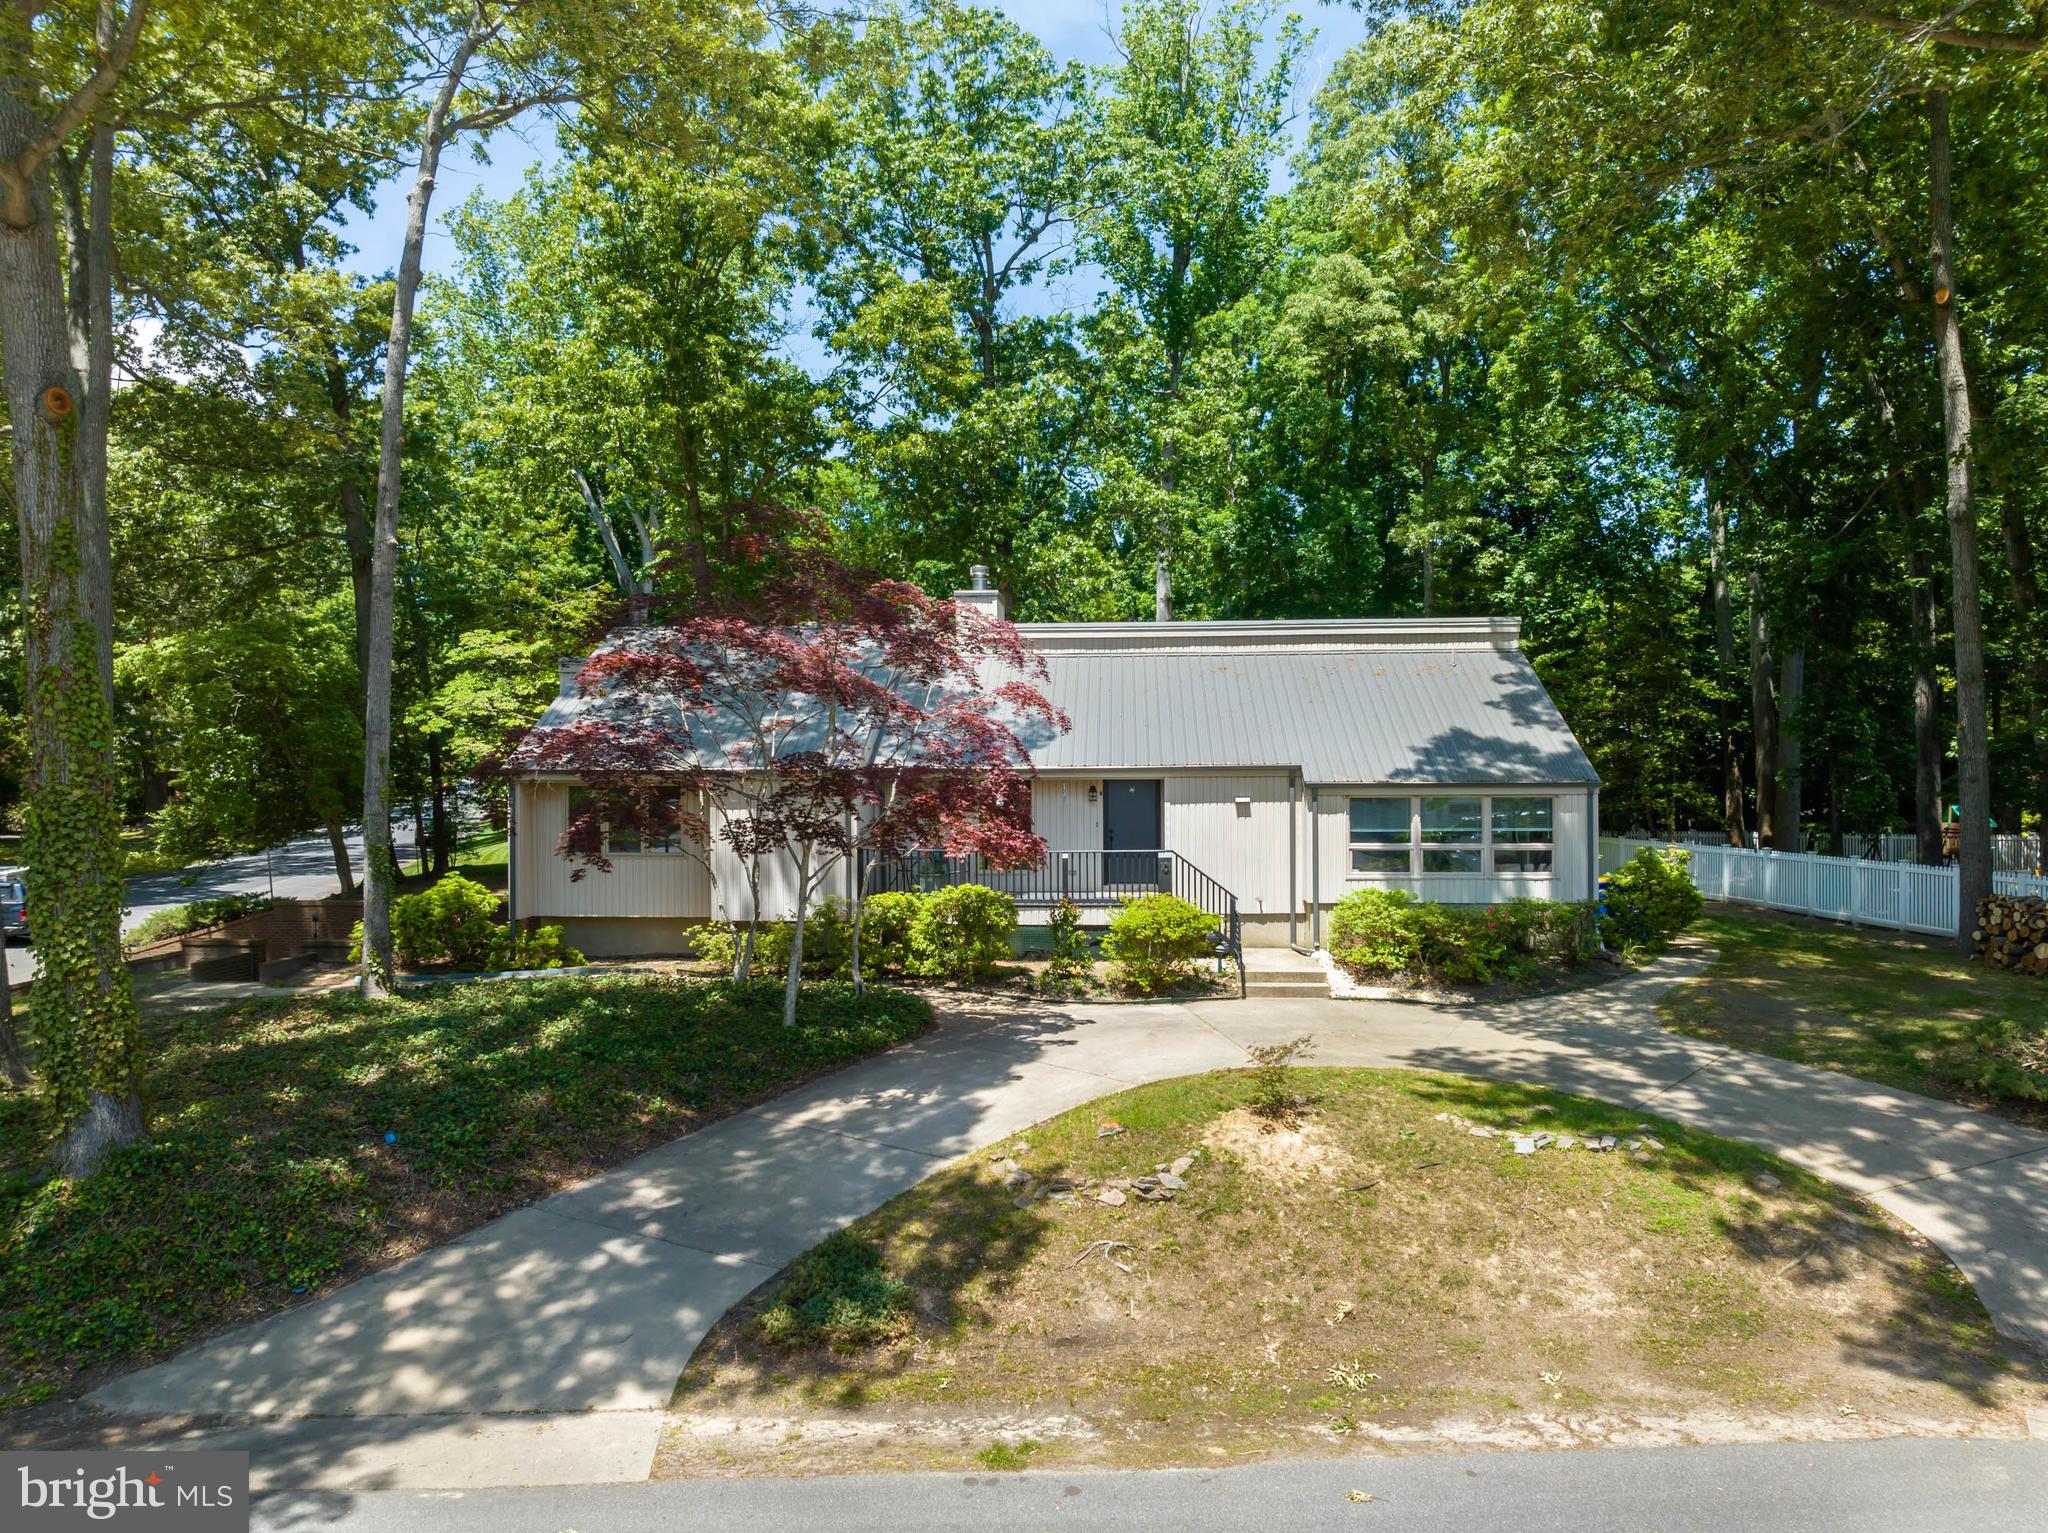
[20,489,142,1137]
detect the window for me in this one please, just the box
[570,787,683,855]
[1346,794,1558,877]
[1491,797,1554,873]
[1348,798,1411,873]
[1420,796,1483,872]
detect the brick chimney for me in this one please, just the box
[953,563,1007,620]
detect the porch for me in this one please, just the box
[863,848,1246,992]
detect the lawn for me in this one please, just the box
[0,975,930,1409]
[664,1065,2035,1476]
[1661,910,2048,1126]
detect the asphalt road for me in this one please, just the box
[5,825,400,987]
[248,1437,2048,1533]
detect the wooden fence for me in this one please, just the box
[1599,836,2048,938]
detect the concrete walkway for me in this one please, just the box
[91,945,2048,1491]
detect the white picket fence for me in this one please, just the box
[1600,836,2048,938]
[1653,826,2042,874]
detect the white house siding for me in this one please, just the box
[1304,785,1596,917]
[1162,772,1295,930]
[512,781,712,925]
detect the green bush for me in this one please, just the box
[1328,889,1593,986]
[1101,893,1214,994]
[857,891,923,976]
[799,899,853,978]
[124,894,272,951]
[390,873,502,969]
[746,1228,912,1351]
[693,920,793,978]
[1038,897,1092,996]
[1946,1016,2048,1103]
[1599,847,1704,947]
[907,884,1017,984]
[495,924,586,971]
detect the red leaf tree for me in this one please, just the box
[507,507,1067,1020]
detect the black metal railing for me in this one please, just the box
[863,848,1245,996]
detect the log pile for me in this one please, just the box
[1975,894,2048,976]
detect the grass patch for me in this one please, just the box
[975,1439,1039,1471]
[1662,910,2048,1126]
[667,1065,2035,1475]
[0,976,930,1409]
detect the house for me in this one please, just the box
[505,570,1601,958]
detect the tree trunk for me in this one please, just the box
[325,814,355,895]
[1927,88,1992,950]
[359,30,483,997]
[782,849,811,1029]
[428,731,450,875]
[1747,566,1777,848]
[0,89,144,1174]
[0,970,30,1089]
[1708,484,1751,845]
[1774,642,1805,849]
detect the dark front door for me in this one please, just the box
[1102,780,1163,890]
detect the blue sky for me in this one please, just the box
[335,2,1372,283]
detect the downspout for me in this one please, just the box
[1587,784,1601,899]
[1288,768,1299,949]
[1309,786,1322,950]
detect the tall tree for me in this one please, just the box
[1086,0,1300,621]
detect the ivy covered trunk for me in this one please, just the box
[0,92,144,1172]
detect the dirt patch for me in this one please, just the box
[1202,1107,1356,1183]
[663,1067,2045,1478]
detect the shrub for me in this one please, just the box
[799,899,853,978]
[124,894,271,951]
[495,924,586,971]
[1102,893,1214,994]
[1038,897,1092,996]
[693,920,793,978]
[1599,847,1704,946]
[746,1228,912,1351]
[390,873,502,969]
[1246,1033,1316,1122]
[907,884,1017,984]
[1946,1016,2048,1103]
[857,891,923,976]
[1328,889,1594,986]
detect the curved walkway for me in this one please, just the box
[92,945,2048,1491]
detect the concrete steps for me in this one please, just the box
[1240,966,1331,999]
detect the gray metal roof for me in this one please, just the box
[517,620,1598,787]
[1026,645,1597,784]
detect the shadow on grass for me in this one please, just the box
[1399,1072,2032,1411]
[0,975,934,1409]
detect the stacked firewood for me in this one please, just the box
[1975,894,2048,976]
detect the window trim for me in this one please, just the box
[569,786,686,857]
[1345,793,1557,879]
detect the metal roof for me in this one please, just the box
[517,619,1598,788]
[1025,645,1597,784]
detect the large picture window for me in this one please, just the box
[1490,797,1554,872]
[1348,798,1412,872]
[1346,794,1558,877]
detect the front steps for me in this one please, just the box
[1240,951,1331,999]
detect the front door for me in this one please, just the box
[1102,780,1162,891]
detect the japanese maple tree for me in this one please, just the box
[508,505,1066,1019]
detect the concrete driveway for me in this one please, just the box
[90,944,2048,1491]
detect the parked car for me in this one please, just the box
[0,868,26,941]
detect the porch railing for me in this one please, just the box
[863,848,1245,996]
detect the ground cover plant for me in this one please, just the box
[1663,910,2048,1127]
[0,976,930,1408]
[667,1066,2035,1476]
